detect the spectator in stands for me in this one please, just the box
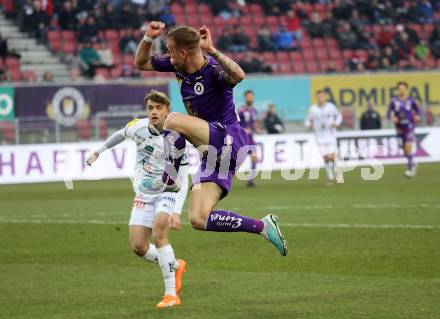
[332,0,353,21]
[377,25,395,48]
[239,51,272,73]
[257,27,276,52]
[397,23,419,47]
[70,67,80,82]
[79,41,101,78]
[360,103,381,130]
[348,51,365,71]
[337,22,359,50]
[217,27,235,52]
[321,11,337,38]
[406,1,422,23]
[120,28,138,55]
[306,12,325,38]
[0,34,8,63]
[396,32,414,61]
[97,42,114,70]
[380,56,395,71]
[0,68,9,83]
[231,25,250,52]
[325,61,337,73]
[415,40,429,62]
[102,4,121,30]
[349,8,368,29]
[382,45,399,67]
[273,25,298,51]
[79,15,100,43]
[42,71,54,82]
[119,3,137,29]
[429,25,440,59]
[259,0,292,16]
[366,48,381,70]
[145,0,169,21]
[372,0,395,24]
[58,0,78,30]
[417,0,434,23]
[263,104,284,134]
[23,0,50,43]
[286,10,302,41]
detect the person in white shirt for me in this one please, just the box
[86,90,188,308]
[305,90,343,185]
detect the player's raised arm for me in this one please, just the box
[86,129,126,166]
[134,21,166,71]
[199,25,245,85]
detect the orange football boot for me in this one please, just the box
[156,295,181,308]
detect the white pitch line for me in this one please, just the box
[0,218,439,230]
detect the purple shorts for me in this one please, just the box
[397,129,415,145]
[192,122,248,198]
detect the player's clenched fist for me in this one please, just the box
[199,25,215,54]
[146,21,166,39]
[86,152,99,166]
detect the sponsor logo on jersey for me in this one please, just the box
[194,82,204,95]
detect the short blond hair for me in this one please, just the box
[144,90,170,108]
[167,25,199,50]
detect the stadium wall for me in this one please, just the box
[1,128,439,185]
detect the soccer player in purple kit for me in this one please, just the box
[134,21,287,256]
[238,90,260,187]
[387,82,420,178]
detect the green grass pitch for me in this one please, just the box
[1,164,440,319]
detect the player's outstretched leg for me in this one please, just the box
[403,142,416,178]
[154,213,185,308]
[190,183,288,256]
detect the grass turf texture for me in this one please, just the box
[1,164,440,319]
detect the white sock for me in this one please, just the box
[326,161,335,181]
[157,244,177,297]
[143,243,158,264]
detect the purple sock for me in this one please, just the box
[406,155,414,170]
[205,210,264,233]
[162,129,186,184]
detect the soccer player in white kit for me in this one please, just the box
[86,90,188,308]
[305,90,342,185]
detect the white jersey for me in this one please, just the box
[123,118,188,200]
[305,102,342,145]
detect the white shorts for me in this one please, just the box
[318,142,338,157]
[129,192,176,228]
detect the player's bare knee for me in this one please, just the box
[164,112,182,131]
[131,241,148,257]
[189,210,207,230]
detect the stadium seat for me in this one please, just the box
[312,38,325,49]
[239,16,252,26]
[306,60,319,73]
[10,69,21,82]
[95,68,110,79]
[293,61,306,73]
[253,14,265,26]
[289,51,302,62]
[266,16,279,26]
[99,119,108,140]
[110,66,123,78]
[62,42,76,55]
[315,48,329,59]
[47,30,61,42]
[278,62,293,74]
[61,30,76,42]
[105,30,118,41]
[185,3,197,14]
[329,49,342,59]
[122,55,133,65]
[187,15,199,27]
[302,49,315,60]
[198,3,211,14]
[249,3,263,14]
[21,70,36,82]
[49,39,62,52]
[174,14,185,25]
[5,57,20,69]
[75,120,92,140]
[262,52,276,63]
[300,38,312,50]
[170,3,183,14]
[0,121,15,144]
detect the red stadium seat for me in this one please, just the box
[266,16,278,26]
[342,49,354,59]
[185,3,197,14]
[200,14,212,26]
[278,62,293,74]
[312,38,325,49]
[99,119,108,140]
[61,30,76,42]
[122,55,133,65]
[174,14,185,25]
[423,24,434,35]
[48,30,61,42]
[306,59,319,73]
[293,61,306,73]
[186,15,199,27]
[198,3,211,14]
[276,51,289,62]
[110,66,123,78]
[75,120,92,140]
[302,49,315,60]
[170,3,183,14]
[329,49,342,59]
[105,30,118,41]
[239,16,252,26]
[289,51,302,61]
[10,69,21,82]
[0,121,15,144]
[262,52,276,63]
[95,68,110,79]
[300,38,312,50]
[315,48,329,59]
[21,70,36,82]
[249,4,263,14]
[5,57,20,69]
[62,42,76,55]
[253,14,265,26]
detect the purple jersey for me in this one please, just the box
[238,106,257,132]
[387,96,420,131]
[151,54,239,126]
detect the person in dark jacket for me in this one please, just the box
[360,103,382,130]
[264,104,284,134]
